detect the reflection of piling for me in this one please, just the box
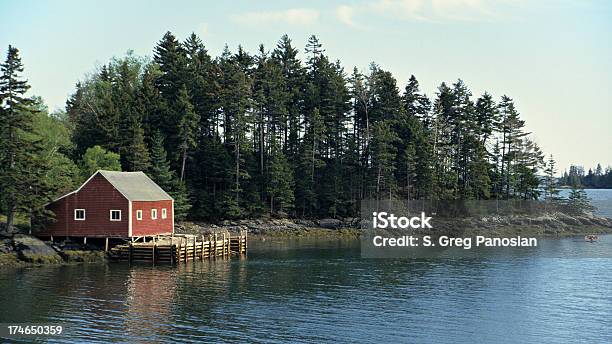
[109,232,247,264]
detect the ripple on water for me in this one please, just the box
[0,237,611,343]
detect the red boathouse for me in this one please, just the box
[37,170,174,239]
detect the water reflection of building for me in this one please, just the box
[123,266,178,340]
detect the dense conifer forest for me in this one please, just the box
[1,32,608,229]
[560,165,612,189]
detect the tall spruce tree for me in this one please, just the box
[543,154,561,204]
[0,46,52,232]
[176,86,198,180]
[371,120,399,202]
[266,138,294,214]
[148,131,192,220]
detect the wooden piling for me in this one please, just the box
[107,233,247,264]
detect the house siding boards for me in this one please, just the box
[43,174,129,237]
[131,200,174,237]
[38,171,174,239]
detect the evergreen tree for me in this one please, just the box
[266,138,294,214]
[371,120,399,202]
[498,95,529,199]
[218,51,253,218]
[402,75,431,125]
[148,131,191,220]
[148,131,175,188]
[474,92,498,145]
[295,108,325,216]
[49,34,566,220]
[566,183,594,215]
[272,34,304,157]
[543,154,561,203]
[115,57,151,171]
[0,46,52,232]
[176,86,198,180]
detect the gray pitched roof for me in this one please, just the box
[99,170,173,201]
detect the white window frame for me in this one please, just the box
[136,210,143,221]
[161,208,167,219]
[110,210,122,221]
[151,209,158,220]
[74,209,86,221]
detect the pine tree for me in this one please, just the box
[114,57,151,171]
[543,154,561,203]
[176,86,198,180]
[148,131,174,188]
[272,34,304,157]
[371,120,399,202]
[403,75,431,125]
[401,143,417,199]
[295,108,325,216]
[183,33,215,135]
[566,183,594,215]
[171,180,192,221]
[468,141,491,200]
[0,46,52,232]
[148,131,191,220]
[305,35,324,70]
[218,51,253,218]
[266,138,294,214]
[498,95,529,199]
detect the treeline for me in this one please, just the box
[1,32,556,225]
[560,164,612,189]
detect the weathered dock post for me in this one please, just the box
[200,235,204,260]
[183,238,188,263]
[213,233,218,258]
[222,233,226,257]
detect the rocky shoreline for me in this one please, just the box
[0,233,106,268]
[176,212,612,238]
[1,212,611,268]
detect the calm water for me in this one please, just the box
[1,237,611,344]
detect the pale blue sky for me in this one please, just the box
[1,0,610,172]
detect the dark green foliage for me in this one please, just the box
[176,86,198,180]
[148,131,175,188]
[61,33,554,219]
[3,33,564,224]
[0,46,53,231]
[148,131,191,221]
[543,155,561,203]
[371,120,399,201]
[560,164,612,189]
[266,138,294,214]
[565,183,595,215]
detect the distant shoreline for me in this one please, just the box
[178,212,612,240]
[2,212,611,268]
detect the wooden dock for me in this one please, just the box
[109,232,247,264]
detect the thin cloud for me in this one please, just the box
[336,5,357,27]
[199,23,209,36]
[230,8,320,26]
[336,0,503,27]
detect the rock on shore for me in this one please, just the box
[175,212,612,238]
[0,232,106,267]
